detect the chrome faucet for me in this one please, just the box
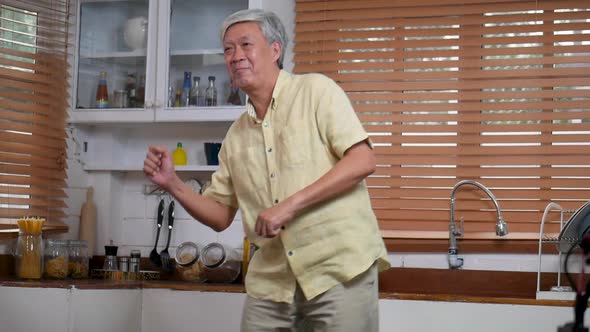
[448,180,508,269]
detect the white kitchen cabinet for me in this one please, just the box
[70,0,261,172]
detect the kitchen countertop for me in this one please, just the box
[0,267,577,308]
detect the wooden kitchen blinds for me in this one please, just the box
[294,0,590,240]
[0,0,71,233]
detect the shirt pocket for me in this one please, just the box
[278,131,309,168]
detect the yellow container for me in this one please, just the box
[172,142,187,165]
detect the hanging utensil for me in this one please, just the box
[160,200,175,272]
[149,199,165,267]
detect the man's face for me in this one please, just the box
[223,22,280,91]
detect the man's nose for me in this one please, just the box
[230,46,245,63]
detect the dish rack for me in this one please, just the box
[536,202,577,300]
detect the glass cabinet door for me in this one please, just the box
[75,0,154,112]
[162,0,249,109]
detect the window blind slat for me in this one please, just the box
[295,0,586,22]
[0,1,70,232]
[295,0,590,240]
[295,10,590,33]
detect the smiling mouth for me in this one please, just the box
[233,67,249,73]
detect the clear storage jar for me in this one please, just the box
[44,239,69,279]
[175,241,204,282]
[68,240,89,279]
[200,242,241,284]
[15,232,44,279]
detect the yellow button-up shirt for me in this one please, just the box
[203,70,390,303]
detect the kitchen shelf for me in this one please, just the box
[80,50,147,59]
[69,108,154,124]
[69,106,245,124]
[83,164,219,172]
[170,48,223,56]
[155,106,245,122]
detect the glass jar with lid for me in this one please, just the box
[44,239,69,279]
[68,240,89,279]
[175,241,204,282]
[200,242,241,284]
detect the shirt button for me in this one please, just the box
[267,147,272,153]
[288,251,293,256]
[270,172,275,178]
[263,122,269,127]
[274,199,279,204]
[281,226,285,230]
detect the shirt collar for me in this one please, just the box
[246,70,288,123]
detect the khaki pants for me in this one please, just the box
[241,262,379,332]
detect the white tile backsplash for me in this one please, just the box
[0,154,568,275]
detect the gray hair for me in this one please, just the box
[220,9,288,70]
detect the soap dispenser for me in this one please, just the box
[173,142,187,165]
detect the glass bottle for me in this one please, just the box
[136,74,145,108]
[200,242,241,283]
[95,71,109,108]
[167,84,174,107]
[227,81,242,105]
[190,76,200,106]
[205,76,217,106]
[68,240,89,279]
[174,90,181,107]
[126,73,137,108]
[44,239,69,279]
[181,71,191,107]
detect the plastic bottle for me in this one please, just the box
[79,186,97,257]
[206,76,217,106]
[95,71,109,108]
[173,142,187,165]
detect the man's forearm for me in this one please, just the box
[167,179,237,232]
[287,141,376,216]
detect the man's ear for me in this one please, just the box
[271,41,281,64]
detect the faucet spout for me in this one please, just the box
[448,180,508,269]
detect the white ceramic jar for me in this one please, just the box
[123,16,148,50]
